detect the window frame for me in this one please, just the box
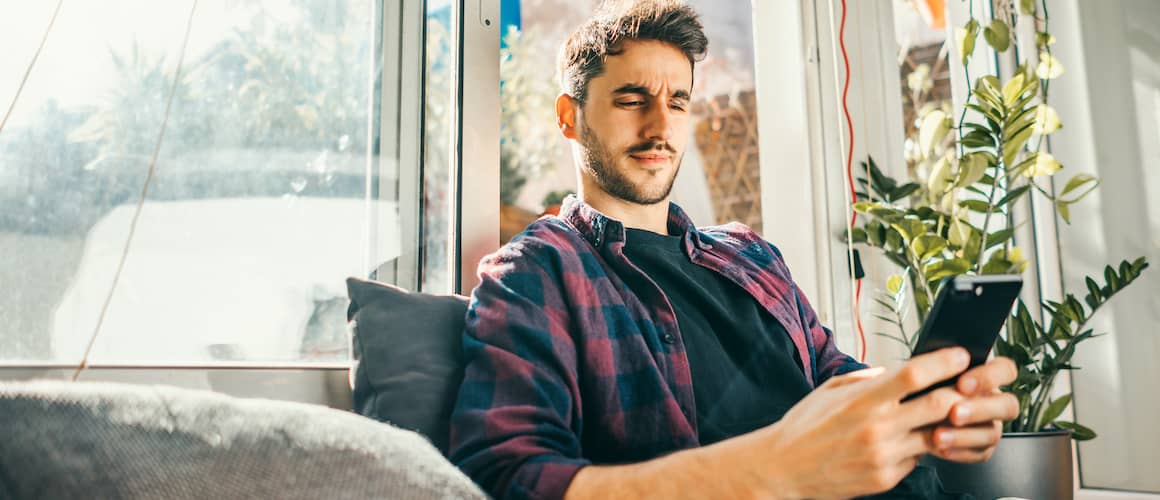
[0,0,502,408]
[805,0,1160,496]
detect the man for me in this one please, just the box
[449,2,1018,498]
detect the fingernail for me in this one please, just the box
[956,349,970,366]
[955,405,971,422]
[938,431,954,447]
[961,377,978,394]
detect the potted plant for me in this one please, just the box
[848,1,1149,498]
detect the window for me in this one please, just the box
[496,0,764,242]
[1048,0,1160,493]
[0,0,424,365]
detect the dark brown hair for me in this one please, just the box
[557,0,708,105]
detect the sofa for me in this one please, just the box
[0,278,484,500]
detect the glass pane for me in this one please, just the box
[0,0,382,364]
[893,0,952,180]
[422,0,455,294]
[497,0,761,242]
[1055,0,1160,493]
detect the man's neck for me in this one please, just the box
[577,187,670,235]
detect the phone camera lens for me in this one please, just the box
[975,286,983,296]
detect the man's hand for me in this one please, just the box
[929,357,1020,463]
[731,347,973,499]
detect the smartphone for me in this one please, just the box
[902,274,1023,401]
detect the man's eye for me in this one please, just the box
[670,103,687,111]
[619,101,644,107]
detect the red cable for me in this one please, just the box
[839,0,867,362]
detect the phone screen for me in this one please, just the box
[904,275,1022,401]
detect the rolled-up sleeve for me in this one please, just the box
[448,243,591,500]
[794,283,868,383]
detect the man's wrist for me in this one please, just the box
[697,426,801,500]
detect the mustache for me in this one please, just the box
[626,141,676,155]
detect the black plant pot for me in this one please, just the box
[921,430,1073,500]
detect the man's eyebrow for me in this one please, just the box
[611,84,691,101]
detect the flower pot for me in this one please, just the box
[921,430,1072,500]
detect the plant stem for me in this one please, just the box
[976,162,1004,272]
[1027,369,1062,431]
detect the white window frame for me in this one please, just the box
[754,0,908,359]
[0,0,501,409]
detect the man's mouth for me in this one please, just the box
[629,153,670,164]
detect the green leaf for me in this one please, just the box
[1003,126,1036,167]
[912,235,949,262]
[961,129,996,149]
[996,184,1032,207]
[966,103,1003,125]
[948,217,975,249]
[984,19,1012,53]
[1039,394,1074,429]
[1019,0,1036,16]
[887,274,904,295]
[849,227,868,244]
[1059,173,1100,203]
[1001,72,1025,106]
[958,18,980,65]
[924,258,972,282]
[919,110,952,158]
[985,227,1016,249]
[853,201,878,214]
[960,199,993,213]
[1024,152,1063,178]
[1055,421,1097,441]
[893,184,921,201]
[1057,200,1072,223]
[867,220,885,247]
[1105,265,1120,293]
[1008,152,1040,178]
[892,218,927,243]
[1033,104,1063,135]
[886,227,904,252]
[976,76,1005,110]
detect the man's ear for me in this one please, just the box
[556,93,579,140]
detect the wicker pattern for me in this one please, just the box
[693,90,763,234]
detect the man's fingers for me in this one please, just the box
[898,428,936,458]
[873,348,970,401]
[948,392,1019,426]
[933,421,1003,451]
[823,366,886,388]
[957,357,1017,396]
[896,387,965,430]
[933,446,995,464]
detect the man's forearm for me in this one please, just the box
[562,431,796,500]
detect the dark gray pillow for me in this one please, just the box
[0,381,487,500]
[346,277,469,456]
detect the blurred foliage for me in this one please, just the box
[499,26,564,205]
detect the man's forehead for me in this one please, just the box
[594,40,692,96]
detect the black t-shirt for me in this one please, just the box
[621,227,812,445]
[621,227,970,499]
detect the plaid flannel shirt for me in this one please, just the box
[449,196,866,499]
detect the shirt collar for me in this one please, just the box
[558,195,711,251]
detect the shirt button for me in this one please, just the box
[662,333,676,344]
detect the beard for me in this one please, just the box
[577,119,681,205]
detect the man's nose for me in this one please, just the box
[643,102,675,142]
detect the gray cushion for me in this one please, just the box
[346,277,469,456]
[0,381,487,500]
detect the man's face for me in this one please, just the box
[572,40,693,205]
